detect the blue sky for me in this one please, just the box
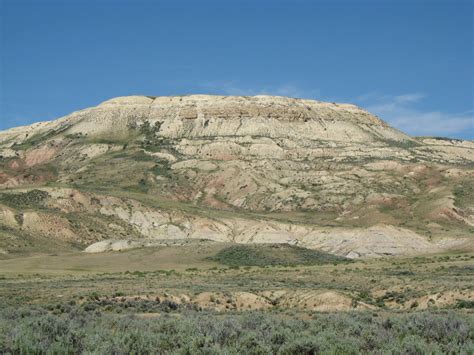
[1,0,473,139]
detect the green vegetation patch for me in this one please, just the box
[385,139,421,149]
[208,243,350,267]
[418,136,463,142]
[11,125,70,150]
[453,182,474,209]
[0,307,472,354]
[0,189,50,209]
[454,299,474,309]
[129,150,155,162]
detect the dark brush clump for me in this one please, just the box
[0,189,50,209]
[208,243,351,267]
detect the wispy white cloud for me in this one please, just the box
[200,81,320,99]
[356,92,473,138]
[393,93,426,104]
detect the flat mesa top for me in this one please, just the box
[98,94,365,113]
[0,93,398,141]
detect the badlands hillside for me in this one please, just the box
[0,95,472,258]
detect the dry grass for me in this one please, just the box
[0,243,472,313]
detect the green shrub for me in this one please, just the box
[0,307,472,354]
[454,299,474,309]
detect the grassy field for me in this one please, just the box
[0,243,472,353]
[0,243,472,306]
[0,241,474,354]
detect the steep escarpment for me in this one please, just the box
[0,95,472,257]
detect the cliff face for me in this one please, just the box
[0,95,472,257]
[64,95,409,141]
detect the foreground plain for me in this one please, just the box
[0,243,472,353]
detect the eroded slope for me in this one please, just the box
[0,95,472,257]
